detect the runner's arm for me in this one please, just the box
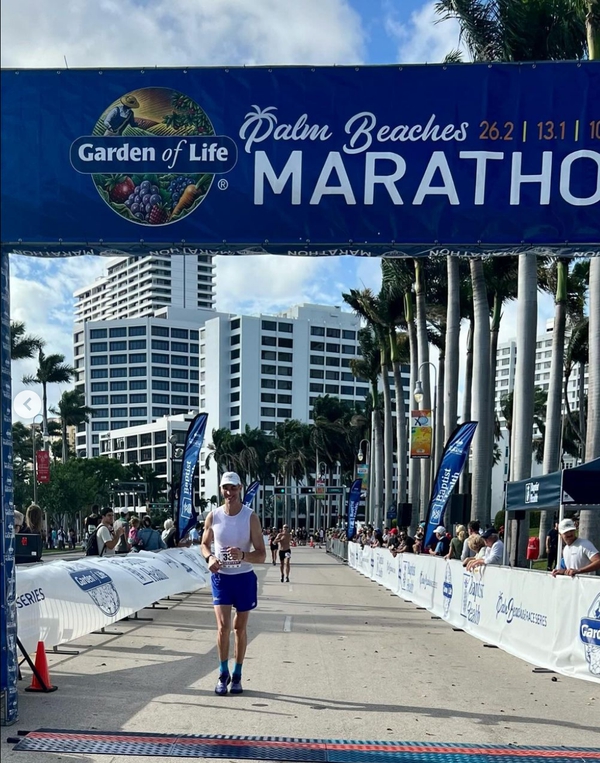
[245,513,266,564]
[200,512,220,571]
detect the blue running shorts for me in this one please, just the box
[211,571,258,611]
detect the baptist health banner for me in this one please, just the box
[347,544,600,685]
[1,63,599,259]
[14,548,209,654]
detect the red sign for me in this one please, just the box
[36,450,50,483]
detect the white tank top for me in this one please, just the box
[211,504,253,576]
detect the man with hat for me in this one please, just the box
[201,471,266,695]
[103,94,140,135]
[466,527,504,570]
[429,526,450,556]
[551,518,600,577]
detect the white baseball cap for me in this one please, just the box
[434,526,446,536]
[220,471,241,487]
[558,518,577,534]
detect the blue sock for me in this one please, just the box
[232,662,243,679]
[219,660,229,675]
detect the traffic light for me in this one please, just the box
[274,487,286,494]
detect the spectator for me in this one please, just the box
[446,525,467,560]
[68,528,76,549]
[546,520,559,571]
[136,516,167,551]
[466,528,504,570]
[398,531,415,554]
[21,503,43,535]
[461,520,481,562]
[162,518,178,548]
[430,526,450,556]
[462,534,485,566]
[14,510,24,534]
[551,518,600,577]
[128,516,141,550]
[95,506,125,557]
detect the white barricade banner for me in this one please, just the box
[15,548,209,653]
[347,544,600,684]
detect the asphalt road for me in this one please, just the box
[3,546,599,762]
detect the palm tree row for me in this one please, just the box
[11,320,89,463]
[205,396,368,493]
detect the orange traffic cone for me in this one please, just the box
[25,641,57,692]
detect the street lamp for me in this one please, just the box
[169,434,184,520]
[357,438,370,523]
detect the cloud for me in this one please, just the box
[384,1,468,64]
[1,0,365,68]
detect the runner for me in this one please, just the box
[201,471,266,695]
[269,529,278,565]
[275,524,292,583]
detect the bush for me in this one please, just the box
[493,510,505,530]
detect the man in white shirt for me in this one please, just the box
[96,507,125,557]
[466,528,503,570]
[552,518,600,577]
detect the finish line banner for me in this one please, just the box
[1,63,599,258]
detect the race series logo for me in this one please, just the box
[580,593,600,677]
[69,566,120,617]
[442,563,453,617]
[70,87,237,226]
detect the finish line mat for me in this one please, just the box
[8,730,600,762]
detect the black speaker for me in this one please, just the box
[448,494,471,526]
[513,510,526,521]
[398,502,412,526]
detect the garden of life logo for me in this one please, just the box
[580,592,600,677]
[442,563,453,617]
[69,567,120,617]
[70,87,237,226]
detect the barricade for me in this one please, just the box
[15,548,209,654]
[345,542,600,685]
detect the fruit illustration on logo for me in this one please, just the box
[92,88,215,226]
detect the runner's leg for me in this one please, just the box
[214,604,232,662]
[232,609,250,665]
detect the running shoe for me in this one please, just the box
[230,676,243,694]
[214,673,231,695]
[285,576,289,582]
[281,575,284,582]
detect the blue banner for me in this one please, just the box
[347,479,363,542]
[243,480,260,510]
[424,422,478,551]
[1,63,599,258]
[176,413,208,541]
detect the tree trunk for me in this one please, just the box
[469,259,492,527]
[509,253,538,566]
[580,256,600,549]
[61,420,68,464]
[381,361,394,514]
[459,321,473,495]
[392,359,408,504]
[406,293,421,532]
[42,382,49,448]
[539,260,567,554]
[373,408,384,529]
[444,255,460,443]
[414,259,431,518]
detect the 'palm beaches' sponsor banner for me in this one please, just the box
[2,64,600,258]
[348,546,600,684]
[15,548,209,654]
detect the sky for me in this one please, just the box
[2,0,555,414]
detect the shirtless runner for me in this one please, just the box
[275,524,292,583]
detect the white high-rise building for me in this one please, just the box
[73,253,215,322]
[491,320,588,511]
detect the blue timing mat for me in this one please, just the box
[8,729,600,761]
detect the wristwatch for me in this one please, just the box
[204,553,212,563]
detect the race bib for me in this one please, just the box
[219,550,241,568]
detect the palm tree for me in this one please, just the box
[22,349,75,443]
[414,259,432,517]
[205,427,236,479]
[436,0,589,563]
[50,388,92,463]
[469,258,492,526]
[444,257,461,443]
[581,1,600,548]
[350,328,383,527]
[10,320,44,360]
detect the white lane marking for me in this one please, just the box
[283,616,292,632]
